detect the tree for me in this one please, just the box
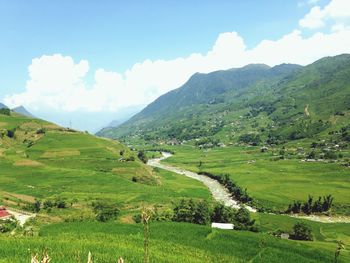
[290,222,313,241]
[302,195,313,215]
[234,207,255,230]
[193,200,210,225]
[33,200,41,213]
[137,151,148,164]
[172,199,210,225]
[0,108,10,116]
[211,203,235,223]
[93,201,120,222]
[322,194,333,212]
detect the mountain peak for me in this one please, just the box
[12,105,34,118]
[0,103,9,109]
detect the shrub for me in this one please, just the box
[172,199,210,225]
[7,128,15,138]
[0,108,10,116]
[290,222,313,241]
[238,133,260,146]
[56,200,67,209]
[92,201,120,222]
[43,200,53,209]
[0,219,17,233]
[36,128,46,134]
[137,150,148,164]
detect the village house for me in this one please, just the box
[0,206,11,220]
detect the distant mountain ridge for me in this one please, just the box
[0,103,8,109]
[97,54,350,146]
[12,106,35,118]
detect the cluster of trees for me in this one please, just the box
[92,201,120,222]
[172,199,257,231]
[0,108,10,116]
[137,150,148,164]
[286,195,333,215]
[198,172,252,203]
[290,222,313,241]
[26,198,68,213]
[238,133,261,146]
[194,137,219,148]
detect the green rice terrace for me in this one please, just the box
[1,54,350,262]
[0,109,349,262]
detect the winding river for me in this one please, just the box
[147,152,256,212]
[147,152,350,223]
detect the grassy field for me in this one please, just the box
[160,145,350,213]
[0,221,348,263]
[0,113,211,221]
[1,113,350,263]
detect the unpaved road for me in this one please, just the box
[148,152,350,224]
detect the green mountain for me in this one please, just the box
[0,111,169,218]
[97,54,350,147]
[0,103,8,109]
[12,105,35,118]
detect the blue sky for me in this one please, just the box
[0,0,349,132]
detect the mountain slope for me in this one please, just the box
[0,103,8,109]
[98,54,350,147]
[98,63,301,139]
[1,111,210,221]
[12,105,35,117]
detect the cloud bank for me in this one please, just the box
[4,0,350,114]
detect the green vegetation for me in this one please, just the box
[160,145,350,213]
[286,195,334,215]
[290,222,313,241]
[0,113,211,223]
[0,221,349,262]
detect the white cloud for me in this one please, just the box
[4,1,350,114]
[299,0,350,29]
[298,0,321,8]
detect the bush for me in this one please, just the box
[137,150,148,164]
[7,128,15,138]
[234,207,256,231]
[238,133,260,146]
[290,222,313,241]
[92,201,120,222]
[36,128,46,134]
[0,108,10,116]
[172,199,257,231]
[286,194,333,214]
[0,219,17,233]
[172,199,210,225]
[126,156,135,161]
[43,200,53,209]
[56,199,67,209]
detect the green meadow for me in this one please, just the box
[1,113,350,262]
[0,114,210,221]
[161,145,350,213]
[0,221,349,263]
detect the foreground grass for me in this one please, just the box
[162,145,350,212]
[0,222,348,263]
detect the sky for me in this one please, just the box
[1,0,350,132]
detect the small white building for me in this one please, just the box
[211,222,234,230]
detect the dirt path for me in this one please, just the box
[7,208,35,226]
[148,152,350,224]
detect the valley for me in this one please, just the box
[0,54,349,262]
